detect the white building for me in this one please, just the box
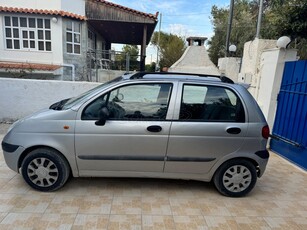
[0,0,157,81]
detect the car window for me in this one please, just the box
[179,84,245,122]
[82,83,172,120]
[81,94,108,120]
[62,76,123,110]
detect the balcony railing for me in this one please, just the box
[87,49,141,72]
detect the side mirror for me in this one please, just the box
[95,106,110,126]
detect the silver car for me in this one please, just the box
[1,72,270,197]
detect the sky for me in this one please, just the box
[108,0,230,63]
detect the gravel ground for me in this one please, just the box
[0,123,11,135]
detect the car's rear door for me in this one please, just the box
[75,82,175,174]
[164,82,248,174]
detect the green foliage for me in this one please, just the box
[115,45,140,71]
[145,62,156,72]
[208,0,307,63]
[122,45,139,60]
[151,32,186,69]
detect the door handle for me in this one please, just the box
[226,127,241,134]
[147,125,162,132]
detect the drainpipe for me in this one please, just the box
[62,64,75,81]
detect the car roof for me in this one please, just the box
[122,72,234,84]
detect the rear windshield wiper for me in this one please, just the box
[49,98,70,110]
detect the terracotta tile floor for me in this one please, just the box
[0,133,307,229]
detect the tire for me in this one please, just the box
[21,148,70,192]
[213,159,257,197]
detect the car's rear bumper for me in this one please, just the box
[255,150,270,177]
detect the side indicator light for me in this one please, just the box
[64,126,70,130]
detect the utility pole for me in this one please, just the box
[256,0,264,38]
[225,0,234,57]
[156,13,162,71]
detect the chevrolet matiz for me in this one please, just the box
[1,72,270,197]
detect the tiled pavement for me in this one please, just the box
[0,128,307,229]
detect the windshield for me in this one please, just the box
[60,76,123,110]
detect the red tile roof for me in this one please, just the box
[0,62,61,71]
[0,6,86,20]
[96,0,158,20]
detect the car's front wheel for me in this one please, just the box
[21,148,70,192]
[213,159,257,197]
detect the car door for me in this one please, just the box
[75,82,174,174]
[164,82,248,174]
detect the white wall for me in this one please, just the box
[1,0,84,15]
[218,57,241,82]
[62,0,85,15]
[0,0,61,10]
[256,48,297,129]
[238,38,277,96]
[0,78,100,122]
[169,46,220,75]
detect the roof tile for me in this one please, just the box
[0,6,86,20]
[0,62,61,71]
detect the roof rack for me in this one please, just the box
[129,72,234,84]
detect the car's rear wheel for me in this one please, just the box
[21,148,70,192]
[213,159,257,197]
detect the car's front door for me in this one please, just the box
[164,83,248,174]
[75,82,173,174]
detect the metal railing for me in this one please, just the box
[86,49,141,72]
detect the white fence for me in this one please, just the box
[0,78,100,122]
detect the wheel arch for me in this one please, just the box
[210,157,260,181]
[18,145,73,176]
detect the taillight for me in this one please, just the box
[262,125,270,139]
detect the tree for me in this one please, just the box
[262,0,307,59]
[208,0,258,65]
[208,0,307,64]
[145,62,156,72]
[151,32,186,69]
[115,45,140,70]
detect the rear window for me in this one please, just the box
[179,84,245,122]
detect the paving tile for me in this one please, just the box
[108,214,141,230]
[0,213,43,229]
[0,213,8,223]
[39,213,77,229]
[142,215,175,230]
[10,194,54,213]
[198,198,232,216]
[0,167,17,180]
[204,216,237,230]
[173,215,208,230]
[72,214,109,230]
[0,176,30,194]
[77,195,112,214]
[264,217,302,230]
[234,217,271,230]
[44,195,81,214]
[141,197,172,215]
[225,199,279,217]
[169,198,203,216]
[111,197,141,215]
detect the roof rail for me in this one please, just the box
[130,72,234,84]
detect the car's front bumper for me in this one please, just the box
[1,141,25,173]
